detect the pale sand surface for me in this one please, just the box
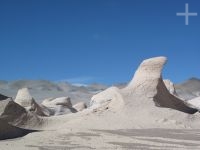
[1,128,200,150]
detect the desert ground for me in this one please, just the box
[1,128,200,150]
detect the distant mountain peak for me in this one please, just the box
[188,77,200,81]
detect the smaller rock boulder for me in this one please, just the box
[0,93,9,101]
[0,98,26,123]
[73,102,87,111]
[42,97,72,108]
[186,97,200,111]
[41,97,77,115]
[90,87,124,112]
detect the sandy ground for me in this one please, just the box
[1,128,200,150]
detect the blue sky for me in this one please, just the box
[0,0,199,84]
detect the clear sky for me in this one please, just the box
[0,0,199,84]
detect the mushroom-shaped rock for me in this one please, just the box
[41,97,77,115]
[14,88,47,116]
[73,102,87,111]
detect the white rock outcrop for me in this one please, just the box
[90,87,124,111]
[125,57,197,114]
[73,102,87,111]
[42,97,72,108]
[15,88,34,107]
[187,97,200,111]
[90,57,197,114]
[14,88,47,116]
[0,98,26,123]
[41,97,77,115]
[163,79,177,95]
[0,97,40,128]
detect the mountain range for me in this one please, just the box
[0,80,107,104]
[0,78,199,104]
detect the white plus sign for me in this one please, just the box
[176,3,198,25]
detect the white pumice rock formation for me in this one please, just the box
[187,96,200,111]
[1,56,200,143]
[0,98,39,128]
[91,56,197,114]
[124,57,196,113]
[163,79,177,95]
[15,88,34,107]
[90,86,124,111]
[14,88,47,116]
[42,97,72,107]
[73,102,87,111]
[41,97,77,115]
[0,98,26,122]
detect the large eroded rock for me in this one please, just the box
[124,57,197,114]
[90,57,197,114]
